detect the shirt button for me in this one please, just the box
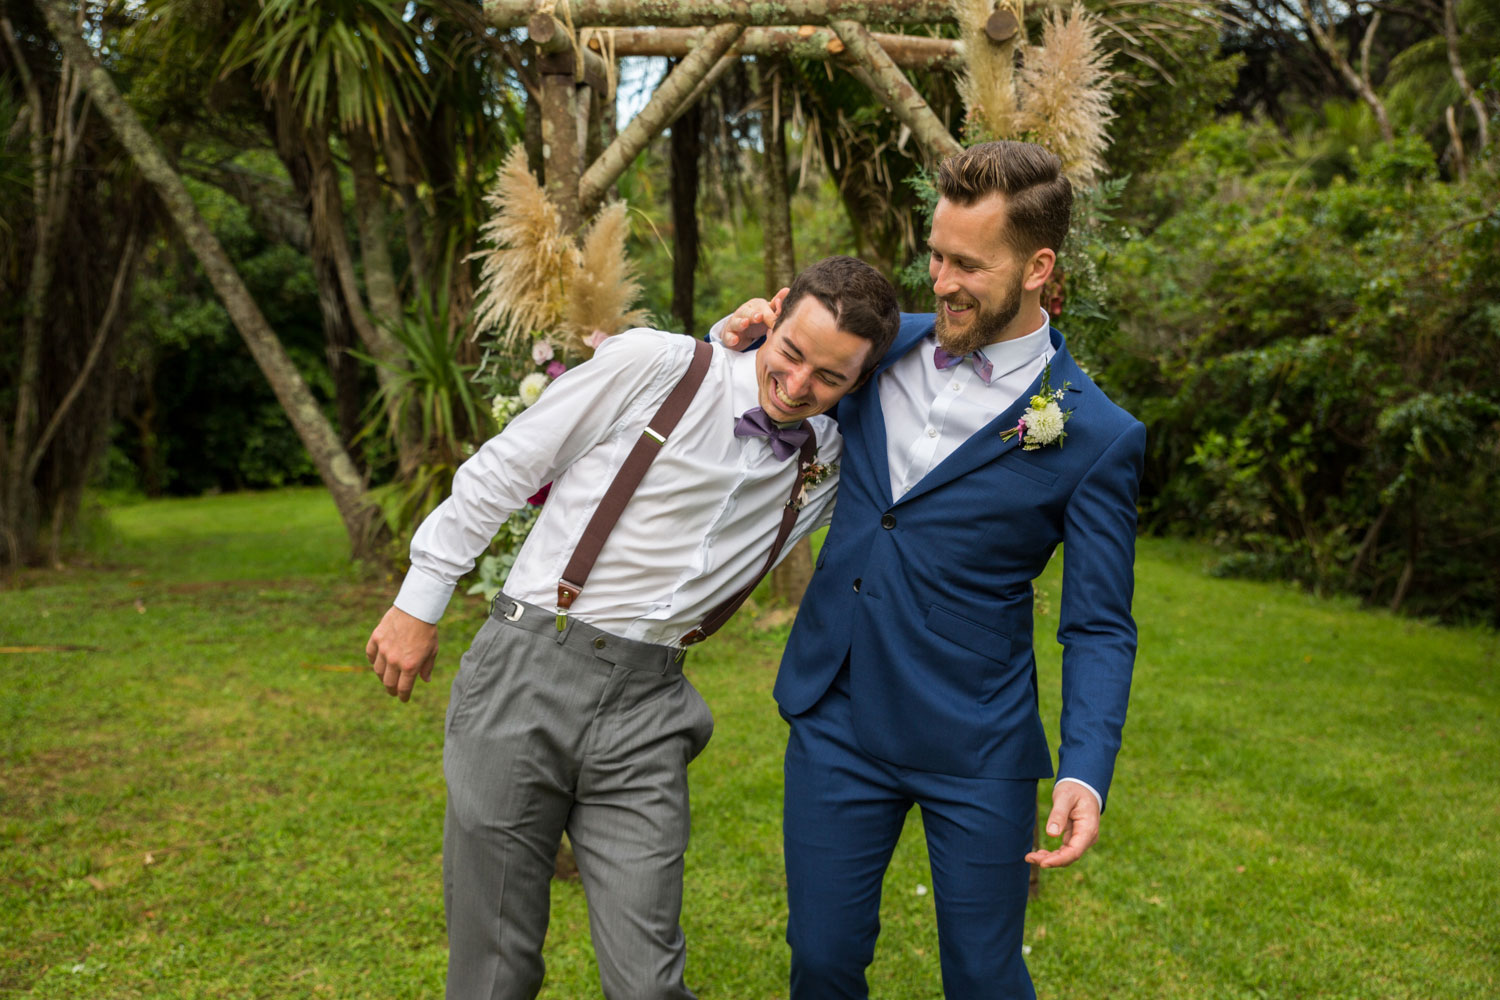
[881,513,897,529]
[950,382,961,391]
[926,427,937,438]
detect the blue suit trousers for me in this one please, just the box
[783,667,1038,1000]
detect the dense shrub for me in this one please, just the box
[1084,119,1500,624]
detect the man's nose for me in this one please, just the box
[783,365,812,398]
[931,261,958,298]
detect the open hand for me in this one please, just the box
[720,287,789,350]
[365,605,439,703]
[1024,782,1100,869]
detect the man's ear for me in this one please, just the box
[1023,248,1056,293]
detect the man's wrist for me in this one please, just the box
[394,566,453,625]
[1056,777,1104,813]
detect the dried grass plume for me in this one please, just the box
[953,1,1114,184]
[566,201,649,352]
[471,147,578,347]
[1014,5,1114,184]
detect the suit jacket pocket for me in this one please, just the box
[999,456,1059,487]
[924,605,1011,663]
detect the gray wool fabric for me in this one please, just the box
[442,596,714,1000]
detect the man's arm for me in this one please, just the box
[1034,418,1147,863]
[364,331,689,701]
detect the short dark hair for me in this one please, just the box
[936,140,1072,258]
[775,255,900,379]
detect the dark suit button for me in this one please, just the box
[881,513,896,529]
[853,578,862,593]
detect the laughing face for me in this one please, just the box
[755,297,874,424]
[927,193,1049,356]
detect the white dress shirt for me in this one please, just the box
[880,312,1053,498]
[394,329,840,646]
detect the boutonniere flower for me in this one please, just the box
[788,455,837,510]
[1001,364,1073,451]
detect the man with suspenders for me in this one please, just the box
[364,255,900,1000]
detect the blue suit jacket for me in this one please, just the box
[774,313,1146,807]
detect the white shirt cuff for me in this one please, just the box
[393,565,455,625]
[1056,777,1104,813]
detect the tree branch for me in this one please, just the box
[829,19,961,161]
[578,21,743,213]
[483,0,956,29]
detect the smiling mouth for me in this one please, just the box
[942,299,976,316]
[772,378,808,410]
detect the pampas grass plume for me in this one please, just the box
[471,148,579,346]
[1014,4,1114,183]
[566,202,650,354]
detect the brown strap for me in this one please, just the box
[557,338,713,611]
[680,428,818,646]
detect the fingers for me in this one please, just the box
[1023,790,1100,869]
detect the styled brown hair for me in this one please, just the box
[936,141,1073,257]
[775,255,900,379]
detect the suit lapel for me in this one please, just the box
[838,316,933,506]
[895,328,1084,507]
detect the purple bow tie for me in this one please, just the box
[734,406,810,461]
[933,344,994,384]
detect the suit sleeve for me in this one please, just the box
[1055,418,1146,810]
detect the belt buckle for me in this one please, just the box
[504,600,524,622]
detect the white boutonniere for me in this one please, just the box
[788,455,837,510]
[1000,364,1073,451]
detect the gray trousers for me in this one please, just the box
[442,596,714,1000]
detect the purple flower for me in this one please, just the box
[546,360,567,379]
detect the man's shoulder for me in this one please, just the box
[598,327,701,371]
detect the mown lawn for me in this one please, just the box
[2,488,1496,998]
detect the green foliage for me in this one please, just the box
[1094,119,1500,623]
[360,291,493,542]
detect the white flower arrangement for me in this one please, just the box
[1001,365,1073,451]
[518,372,550,408]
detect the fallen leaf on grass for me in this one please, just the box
[302,663,366,673]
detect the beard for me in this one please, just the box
[934,279,1024,356]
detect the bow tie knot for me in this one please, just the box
[933,344,994,384]
[734,406,810,461]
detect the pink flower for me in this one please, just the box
[585,329,610,350]
[546,360,567,379]
[531,340,555,365]
[1015,418,1027,441]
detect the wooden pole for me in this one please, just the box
[830,19,961,160]
[485,0,956,29]
[586,26,963,71]
[578,21,743,212]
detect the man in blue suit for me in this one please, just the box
[720,140,1145,998]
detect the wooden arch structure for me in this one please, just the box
[483,0,1022,233]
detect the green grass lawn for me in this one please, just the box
[2,489,1497,998]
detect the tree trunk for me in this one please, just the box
[1297,1,1394,144]
[670,88,701,336]
[1442,0,1489,154]
[39,0,383,558]
[760,63,814,606]
[346,123,403,331]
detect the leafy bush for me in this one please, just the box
[1089,119,1500,624]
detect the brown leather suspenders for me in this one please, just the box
[552,338,816,647]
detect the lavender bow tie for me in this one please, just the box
[734,406,810,461]
[933,344,994,384]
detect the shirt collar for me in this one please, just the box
[975,308,1051,382]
